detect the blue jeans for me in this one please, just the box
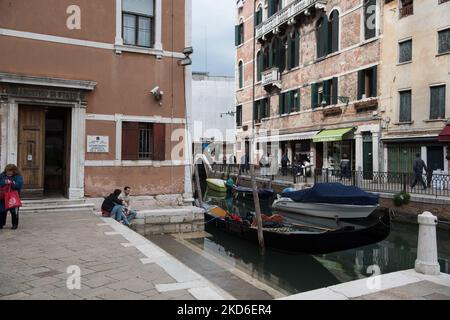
[125,208,137,222]
[111,205,130,226]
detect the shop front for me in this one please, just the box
[313,128,356,174]
[256,131,319,168]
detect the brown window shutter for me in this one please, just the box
[153,123,166,161]
[122,122,139,160]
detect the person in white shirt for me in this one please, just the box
[118,186,137,222]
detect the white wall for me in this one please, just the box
[191,73,236,143]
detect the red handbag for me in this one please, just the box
[5,184,22,210]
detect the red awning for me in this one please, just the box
[439,125,450,142]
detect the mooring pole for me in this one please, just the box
[251,0,265,254]
[194,161,204,207]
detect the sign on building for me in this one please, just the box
[87,136,109,153]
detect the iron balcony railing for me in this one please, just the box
[255,0,327,39]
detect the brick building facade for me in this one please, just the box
[0,0,193,201]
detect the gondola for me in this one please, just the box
[202,204,390,255]
[232,185,275,201]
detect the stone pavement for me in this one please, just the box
[280,269,450,300]
[0,210,230,300]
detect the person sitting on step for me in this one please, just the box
[101,189,131,227]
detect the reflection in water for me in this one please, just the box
[197,188,450,294]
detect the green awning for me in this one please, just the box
[313,128,355,143]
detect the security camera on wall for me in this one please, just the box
[150,86,164,104]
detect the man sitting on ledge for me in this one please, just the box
[101,189,131,227]
[119,186,137,224]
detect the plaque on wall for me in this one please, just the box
[87,136,109,153]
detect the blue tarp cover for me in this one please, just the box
[282,183,379,206]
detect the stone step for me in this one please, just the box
[20,203,95,214]
[21,199,87,207]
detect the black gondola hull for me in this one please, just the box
[204,212,390,254]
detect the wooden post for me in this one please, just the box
[251,0,264,254]
[194,162,203,207]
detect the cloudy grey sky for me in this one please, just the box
[192,0,235,77]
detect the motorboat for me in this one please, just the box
[272,183,379,219]
[206,178,227,193]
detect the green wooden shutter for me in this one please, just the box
[294,31,300,67]
[268,43,273,68]
[268,0,274,17]
[235,25,239,46]
[371,65,378,98]
[332,77,338,105]
[279,94,284,115]
[289,91,294,113]
[357,70,365,100]
[324,80,331,106]
[287,33,292,70]
[280,38,286,72]
[317,16,329,58]
[311,83,318,109]
[296,89,301,111]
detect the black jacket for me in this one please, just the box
[101,194,123,212]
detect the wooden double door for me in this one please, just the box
[18,105,71,199]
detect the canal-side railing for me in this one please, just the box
[313,169,450,197]
[210,164,450,197]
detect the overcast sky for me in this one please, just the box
[192,0,235,77]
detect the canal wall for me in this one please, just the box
[212,172,450,228]
[131,207,205,236]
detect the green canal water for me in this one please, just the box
[192,189,450,296]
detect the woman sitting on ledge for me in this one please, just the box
[101,189,131,227]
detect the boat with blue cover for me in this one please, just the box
[232,185,275,200]
[272,183,379,219]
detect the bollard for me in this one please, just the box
[414,211,441,275]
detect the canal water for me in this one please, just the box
[191,187,450,296]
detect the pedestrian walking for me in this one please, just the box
[410,153,428,190]
[281,152,290,176]
[0,164,23,230]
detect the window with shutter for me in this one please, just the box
[399,90,412,122]
[332,77,338,105]
[430,85,446,120]
[238,61,243,88]
[330,10,339,53]
[295,89,301,111]
[311,83,319,109]
[438,28,450,54]
[316,16,329,58]
[257,51,262,81]
[399,40,412,63]
[323,80,331,106]
[236,105,242,127]
[122,122,140,160]
[371,66,378,98]
[294,30,300,67]
[287,33,293,70]
[280,37,286,72]
[279,93,284,115]
[153,123,165,161]
[357,70,365,100]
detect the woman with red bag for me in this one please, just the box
[0,164,23,230]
